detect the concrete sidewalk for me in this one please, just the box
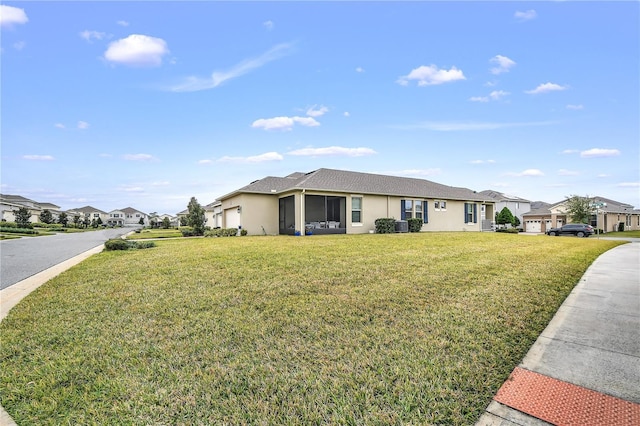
[477,242,640,425]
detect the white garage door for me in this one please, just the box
[526,220,541,233]
[225,208,240,229]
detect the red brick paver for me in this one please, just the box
[494,367,640,426]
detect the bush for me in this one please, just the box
[180,227,196,237]
[618,222,625,232]
[104,239,156,251]
[407,218,423,233]
[240,229,248,236]
[204,228,238,237]
[375,218,396,234]
[0,227,39,235]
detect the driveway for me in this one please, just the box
[0,228,133,290]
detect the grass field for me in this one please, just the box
[0,233,624,424]
[127,228,183,239]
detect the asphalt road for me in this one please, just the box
[0,228,133,290]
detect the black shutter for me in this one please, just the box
[473,204,478,223]
[423,201,428,223]
[464,203,468,222]
[400,200,406,220]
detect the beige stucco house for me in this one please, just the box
[108,207,149,227]
[213,168,495,236]
[1,194,61,223]
[522,197,640,233]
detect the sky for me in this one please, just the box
[1,1,638,215]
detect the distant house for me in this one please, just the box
[68,206,109,225]
[176,202,222,228]
[1,194,61,223]
[522,197,640,233]
[479,190,531,226]
[108,207,149,227]
[212,168,496,236]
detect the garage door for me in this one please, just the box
[526,220,541,233]
[225,208,240,229]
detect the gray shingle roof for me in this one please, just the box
[225,168,492,202]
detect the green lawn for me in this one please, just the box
[127,228,183,239]
[0,233,624,425]
[601,230,640,238]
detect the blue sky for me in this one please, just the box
[1,1,638,215]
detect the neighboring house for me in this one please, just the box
[108,207,148,227]
[152,213,178,227]
[205,201,223,228]
[213,168,496,236]
[1,194,60,223]
[68,206,109,225]
[522,197,640,233]
[479,190,531,226]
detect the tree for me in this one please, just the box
[186,197,206,236]
[496,207,515,228]
[564,195,592,224]
[14,207,31,228]
[179,216,187,226]
[139,217,144,225]
[83,216,91,228]
[511,215,521,228]
[73,215,81,228]
[91,218,98,228]
[162,217,171,229]
[58,212,69,227]
[97,217,103,226]
[39,209,54,224]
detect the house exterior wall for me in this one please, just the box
[494,200,531,223]
[220,193,280,235]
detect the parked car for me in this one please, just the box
[546,223,594,237]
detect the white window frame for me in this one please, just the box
[434,200,447,211]
[351,195,363,226]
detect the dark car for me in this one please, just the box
[546,223,594,237]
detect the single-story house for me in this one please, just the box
[212,168,496,236]
[522,197,640,233]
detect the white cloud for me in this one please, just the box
[525,82,568,94]
[507,169,544,177]
[104,34,169,67]
[117,20,129,27]
[356,67,365,73]
[287,146,377,157]
[306,105,329,117]
[343,111,350,117]
[566,104,584,110]
[470,90,510,102]
[218,152,283,163]
[23,155,54,161]
[490,55,516,74]
[170,42,295,92]
[120,185,145,192]
[562,149,579,154]
[13,41,25,50]
[580,148,621,158]
[263,20,274,31]
[515,9,537,22]
[80,30,107,42]
[123,153,158,161]
[251,116,320,131]
[558,169,579,176]
[397,64,466,86]
[617,182,640,188]
[198,159,214,165]
[54,123,65,129]
[151,181,170,186]
[0,5,28,28]
[77,121,90,129]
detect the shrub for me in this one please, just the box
[407,218,423,233]
[375,218,396,234]
[496,228,519,234]
[0,227,39,235]
[618,222,625,232]
[240,229,248,236]
[204,228,238,237]
[104,239,156,251]
[104,239,131,250]
[180,227,196,237]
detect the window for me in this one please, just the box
[404,200,413,219]
[464,203,477,223]
[94,213,99,218]
[401,199,428,223]
[136,214,140,217]
[351,196,362,223]
[434,200,447,211]
[626,215,631,226]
